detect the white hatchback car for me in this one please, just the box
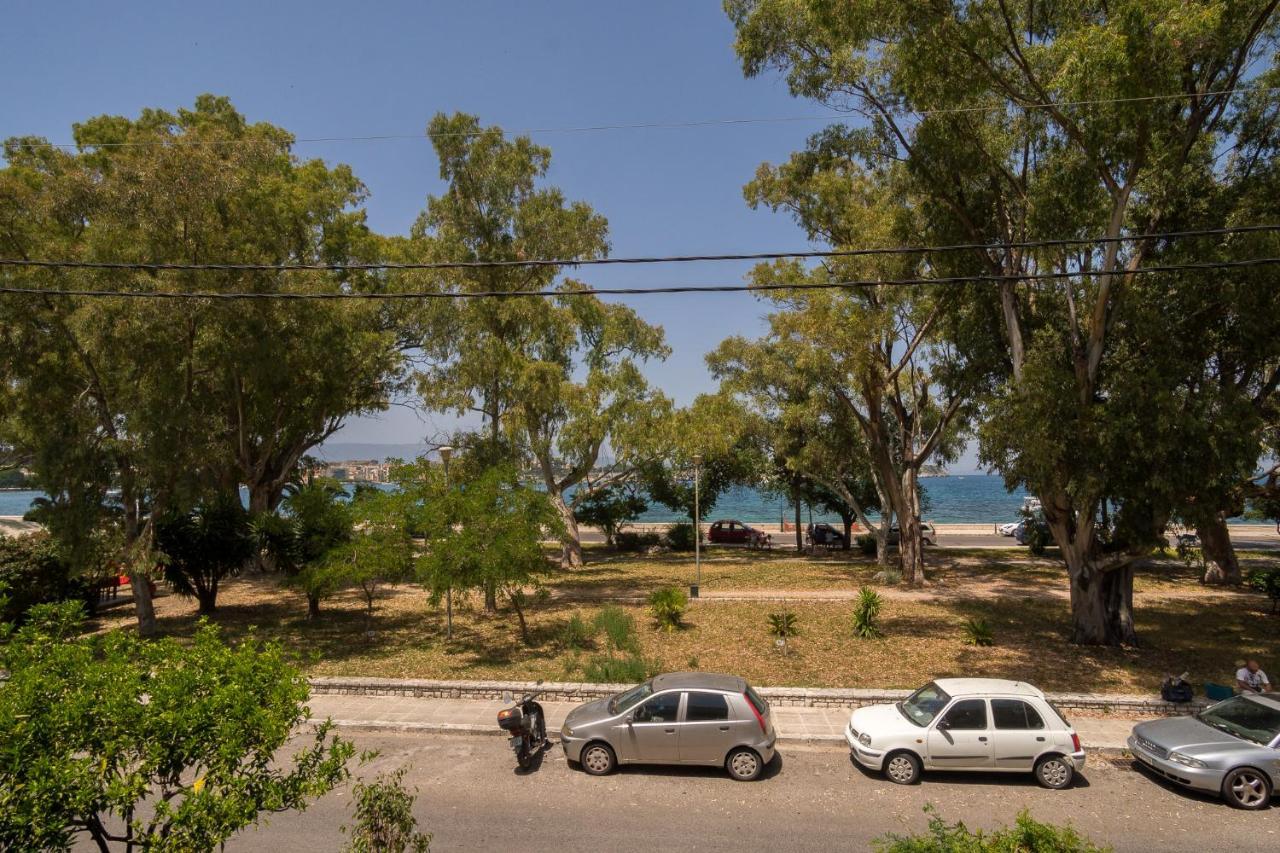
[845,678,1086,788]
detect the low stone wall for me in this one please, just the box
[308,676,1209,718]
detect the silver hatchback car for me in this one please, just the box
[1128,692,1280,810]
[560,672,777,781]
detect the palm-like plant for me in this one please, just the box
[961,616,994,647]
[767,611,799,656]
[852,586,883,639]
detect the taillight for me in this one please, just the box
[1071,732,1082,753]
[745,692,767,733]
[498,709,515,722]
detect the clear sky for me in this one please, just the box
[1,1,984,471]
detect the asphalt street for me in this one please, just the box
[229,732,1278,852]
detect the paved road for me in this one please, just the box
[232,732,1277,852]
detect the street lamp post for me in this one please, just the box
[438,445,453,641]
[691,453,702,599]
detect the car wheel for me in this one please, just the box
[1221,767,1272,810]
[726,747,763,781]
[580,742,616,776]
[1034,755,1075,789]
[883,751,921,785]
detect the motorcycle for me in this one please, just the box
[497,683,548,770]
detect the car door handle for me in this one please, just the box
[719,726,730,731]
[1036,736,1045,742]
[664,728,675,734]
[978,736,988,742]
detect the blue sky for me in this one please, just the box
[1,1,984,471]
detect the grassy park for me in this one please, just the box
[90,545,1280,694]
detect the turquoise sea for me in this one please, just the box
[4,475,1267,525]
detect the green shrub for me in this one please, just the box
[648,586,688,632]
[0,534,91,623]
[665,522,698,551]
[615,530,662,552]
[556,614,596,651]
[852,586,884,639]
[341,767,432,853]
[584,653,650,684]
[767,611,799,656]
[593,605,640,655]
[874,805,1108,852]
[1246,568,1280,611]
[962,617,995,647]
[854,533,877,556]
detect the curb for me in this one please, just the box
[320,717,1132,757]
[309,676,1208,718]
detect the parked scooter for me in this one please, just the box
[497,683,548,770]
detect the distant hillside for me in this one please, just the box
[314,442,430,462]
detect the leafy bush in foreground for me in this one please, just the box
[875,806,1109,852]
[0,603,353,852]
[341,767,432,853]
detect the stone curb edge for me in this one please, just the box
[309,676,1208,718]
[321,717,1132,759]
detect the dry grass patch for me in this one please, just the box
[89,564,1278,694]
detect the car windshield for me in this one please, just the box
[608,681,653,715]
[898,682,951,727]
[1196,696,1280,746]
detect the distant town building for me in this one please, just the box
[316,460,391,483]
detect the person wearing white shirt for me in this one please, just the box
[1236,659,1272,694]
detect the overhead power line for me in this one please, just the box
[1,224,1276,273]
[17,85,1280,150]
[3,256,1278,300]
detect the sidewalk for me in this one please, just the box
[307,692,1140,752]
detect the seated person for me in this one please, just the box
[1236,659,1272,694]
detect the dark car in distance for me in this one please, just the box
[707,519,772,548]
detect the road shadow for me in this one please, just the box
[1129,760,1278,811]
[580,751,785,782]
[848,753,1090,791]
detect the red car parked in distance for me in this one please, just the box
[707,519,772,549]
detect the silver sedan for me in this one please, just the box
[1128,692,1280,809]
[559,672,777,781]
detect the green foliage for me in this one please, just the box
[154,494,255,615]
[583,654,651,684]
[593,605,640,656]
[0,604,353,852]
[1246,569,1280,610]
[0,467,34,488]
[873,805,1108,852]
[574,486,648,547]
[255,478,355,617]
[854,533,878,556]
[556,614,597,651]
[405,458,563,643]
[341,768,432,853]
[665,522,699,551]
[615,530,662,552]
[648,586,688,632]
[323,488,415,636]
[0,533,89,623]
[852,586,884,639]
[962,617,995,647]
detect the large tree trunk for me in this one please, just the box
[307,592,321,619]
[1198,513,1241,585]
[875,515,892,568]
[122,491,157,637]
[1067,560,1137,645]
[196,584,218,616]
[549,489,584,568]
[899,467,927,586]
[1050,508,1138,646]
[841,514,853,550]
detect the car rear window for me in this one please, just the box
[744,686,768,716]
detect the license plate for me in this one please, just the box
[509,735,524,748]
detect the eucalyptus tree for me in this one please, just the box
[405,113,670,569]
[709,335,891,560]
[716,145,970,584]
[0,97,401,634]
[728,0,1279,642]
